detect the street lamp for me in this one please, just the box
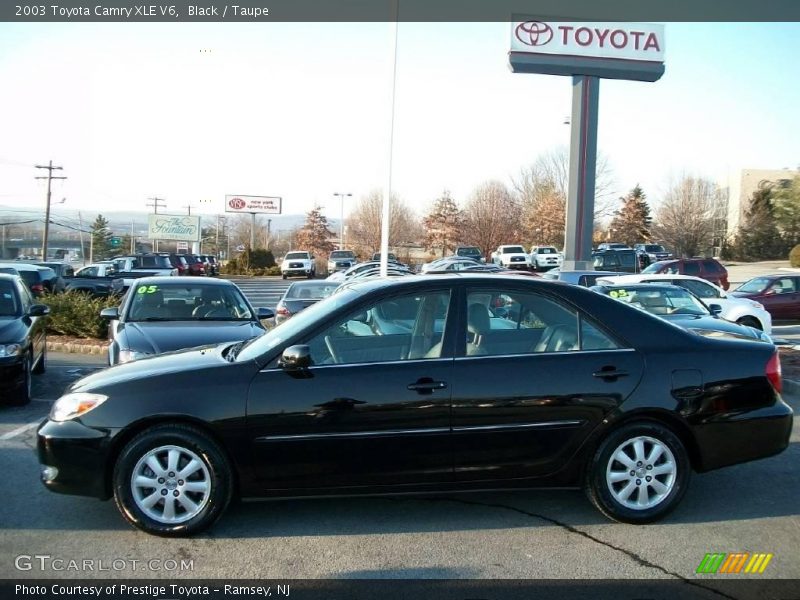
[333,193,352,250]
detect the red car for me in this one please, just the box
[641,258,729,290]
[731,275,800,319]
[183,254,207,276]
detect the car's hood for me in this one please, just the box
[730,290,762,299]
[663,314,765,341]
[69,344,230,393]
[118,320,265,355]
[0,317,25,343]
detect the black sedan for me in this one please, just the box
[591,283,772,343]
[37,275,791,536]
[100,277,273,365]
[0,273,49,405]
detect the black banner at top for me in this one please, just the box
[3,0,800,22]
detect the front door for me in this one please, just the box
[247,288,455,490]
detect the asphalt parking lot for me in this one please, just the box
[2,265,799,588]
[1,351,798,585]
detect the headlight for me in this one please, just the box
[50,393,108,422]
[0,344,22,357]
[118,349,152,364]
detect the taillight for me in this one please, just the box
[766,351,782,394]
[31,284,44,294]
[276,304,290,316]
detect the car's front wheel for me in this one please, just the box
[585,422,690,524]
[113,424,233,536]
[736,316,762,330]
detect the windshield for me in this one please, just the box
[330,251,355,259]
[236,287,360,362]
[605,287,709,316]
[536,248,557,254]
[735,277,771,294]
[457,247,480,256]
[285,252,309,260]
[645,245,665,252]
[126,283,254,322]
[503,246,525,253]
[0,281,20,317]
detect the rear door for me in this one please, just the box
[450,284,644,481]
[762,276,800,318]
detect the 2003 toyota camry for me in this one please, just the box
[37,275,792,536]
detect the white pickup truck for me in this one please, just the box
[490,245,529,270]
[281,251,316,279]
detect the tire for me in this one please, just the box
[585,422,690,524]
[7,352,33,406]
[112,424,233,537]
[281,273,287,280]
[33,339,47,374]
[736,316,762,330]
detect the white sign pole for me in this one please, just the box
[381,0,399,277]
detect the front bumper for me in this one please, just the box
[0,358,25,395]
[37,419,118,499]
[505,262,528,270]
[282,267,313,275]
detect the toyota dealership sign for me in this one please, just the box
[224,194,282,214]
[509,19,665,82]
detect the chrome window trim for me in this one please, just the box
[453,348,636,361]
[259,357,454,373]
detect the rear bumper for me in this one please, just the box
[37,419,117,500]
[692,398,793,472]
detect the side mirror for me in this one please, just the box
[280,345,311,370]
[257,307,274,320]
[100,307,120,319]
[29,304,50,317]
[708,303,723,316]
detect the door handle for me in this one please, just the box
[407,379,448,393]
[592,368,629,380]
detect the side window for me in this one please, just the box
[306,291,451,365]
[464,289,578,356]
[580,318,621,350]
[683,262,701,276]
[702,260,721,273]
[770,278,796,294]
[64,266,75,277]
[680,280,718,299]
[17,281,33,311]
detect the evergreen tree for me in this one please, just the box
[731,181,783,260]
[90,214,113,261]
[609,185,651,247]
[295,206,335,256]
[422,191,464,257]
[773,175,800,250]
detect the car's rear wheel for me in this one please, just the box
[282,273,287,280]
[585,422,690,524]
[113,424,233,536]
[736,316,762,330]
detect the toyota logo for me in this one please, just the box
[515,21,553,47]
[228,197,246,210]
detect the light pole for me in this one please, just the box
[333,193,352,249]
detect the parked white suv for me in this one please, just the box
[281,251,316,280]
[595,273,772,334]
[529,246,563,271]
[490,245,529,270]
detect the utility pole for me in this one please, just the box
[77,212,86,265]
[334,193,352,250]
[146,197,166,252]
[183,203,193,215]
[35,160,67,259]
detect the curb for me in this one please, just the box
[47,340,108,356]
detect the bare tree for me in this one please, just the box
[513,147,617,248]
[346,190,418,257]
[463,180,521,259]
[652,176,726,257]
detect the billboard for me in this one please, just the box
[225,194,282,214]
[147,214,201,242]
[509,20,665,82]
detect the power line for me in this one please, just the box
[35,160,67,259]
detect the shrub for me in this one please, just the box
[221,249,276,275]
[42,291,120,339]
[791,245,800,268]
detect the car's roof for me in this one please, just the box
[287,280,339,287]
[596,283,687,292]
[0,262,49,272]
[130,276,235,286]
[601,273,714,283]
[0,272,22,282]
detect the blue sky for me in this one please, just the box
[0,21,798,223]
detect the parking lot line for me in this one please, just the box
[0,420,42,441]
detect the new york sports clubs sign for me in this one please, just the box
[511,21,664,62]
[225,195,283,215]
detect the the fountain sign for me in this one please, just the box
[147,214,201,242]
